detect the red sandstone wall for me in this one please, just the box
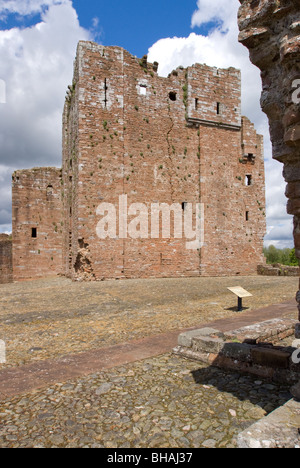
[62,42,266,280]
[0,234,13,284]
[12,168,63,281]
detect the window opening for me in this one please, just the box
[104,79,108,107]
[247,153,255,163]
[139,85,147,96]
[182,202,188,211]
[245,175,252,186]
[31,228,37,238]
[46,185,54,200]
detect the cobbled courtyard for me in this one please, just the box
[0,275,298,448]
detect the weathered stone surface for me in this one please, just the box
[237,398,300,449]
[0,234,12,284]
[12,168,63,281]
[224,318,297,344]
[192,336,225,354]
[221,342,253,362]
[178,330,206,348]
[291,381,300,401]
[238,0,300,329]
[251,348,291,369]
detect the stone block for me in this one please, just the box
[192,336,224,354]
[178,330,206,348]
[220,342,253,362]
[291,382,300,401]
[251,348,291,369]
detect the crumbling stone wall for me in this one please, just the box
[12,168,63,281]
[238,0,300,333]
[12,42,266,281]
[0,234,12,284]
[62,41,266,281]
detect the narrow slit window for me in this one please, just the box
[104,79,108,107]
[182,202,188,211]
[31,228,37,238]
[195,98,198,110]
[245,175,252,186]
[246,211,249,222]
[217,102,221,115]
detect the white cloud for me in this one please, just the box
[0,0,91,231]
[148,0,293,249]
[0,0,293,249]
[191,0,239,30]
[0,0,68,17]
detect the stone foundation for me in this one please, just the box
[258,264,300,277]
[174,318,300,384]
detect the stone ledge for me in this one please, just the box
[174,318,300,384]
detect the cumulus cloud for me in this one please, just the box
[0,0,68,17]
[148,0,293,248]
[0,0,91,231]
[0,0,293,248]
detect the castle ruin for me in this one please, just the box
[11,41,266,282]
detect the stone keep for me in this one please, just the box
[12,41,266,281]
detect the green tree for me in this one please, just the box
[289,248,299,266]
[265,245,280,264]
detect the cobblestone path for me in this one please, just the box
[0,354,292,448]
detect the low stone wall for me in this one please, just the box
[258,264,300,277]
[0,234,13,284]
[173,318,300,385]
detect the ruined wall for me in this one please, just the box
[12,168,63,281]
[62,41,266,280]
[238,0,300,329]
[0,234,13,284]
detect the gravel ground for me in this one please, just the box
[0,275,298,368]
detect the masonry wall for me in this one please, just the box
[0,234,13,284]
[12,168,63,281]
[62,41,266,280]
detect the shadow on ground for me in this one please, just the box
[191,365,292,415]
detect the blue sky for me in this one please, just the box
[0,0,214,57]
[72,0,205,56]
[0,0,294,248]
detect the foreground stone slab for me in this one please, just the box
[237,399,300,449]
